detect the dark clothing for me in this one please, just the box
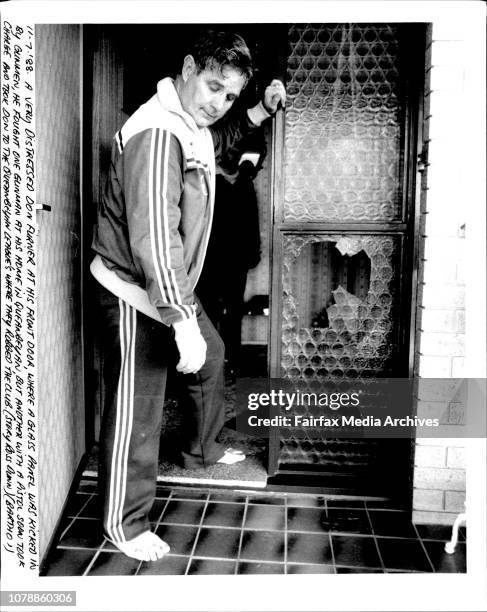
[196,162,262,367]
[96,282,225,543]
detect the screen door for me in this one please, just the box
[267,23,425,498]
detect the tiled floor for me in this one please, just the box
[41,478,466,576]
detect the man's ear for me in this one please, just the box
[182,55,196,82]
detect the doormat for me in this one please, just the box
[84,398,268,487]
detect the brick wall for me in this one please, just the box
[412,23,466,525]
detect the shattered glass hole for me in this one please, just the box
[281,235,399,381]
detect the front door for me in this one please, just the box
[267,23,426,500]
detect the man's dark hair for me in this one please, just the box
[191,30,253,84]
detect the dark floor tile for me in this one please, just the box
[240,530,285,563]
[58,518,105,549]
[287,507,329,533]
[336,566,384,573]
[287,532,333,565]
[203,502,245,529]
[368,510,418,539]
[208,491,248,503]
[155,486,173,499]
[237,561,284,574]
[459,526,466,541]
[155,524,199,556]
[327,499,366,509]
[246,493,285,505]
[194,527,241,559]
[78,495,102,519]
[286,495,327,508]
[188,558,236,575]
[55,514,73,537]
[377,538,433,572]
[137,555,189,575]
[416,524,454,541]
[65,493,92,517]
[159,500,205,525]
[287,563,335,574]
[170,488,209,501]
[87,551,140,575]
[42,547,96,576]
[423,541,466,573]
[331,535,382,569]
[245,504,285,531]
[326,509,372,535]
[149,498,168,523]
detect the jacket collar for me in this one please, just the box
[156,77,200,135]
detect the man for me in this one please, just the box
[90,30,285,562]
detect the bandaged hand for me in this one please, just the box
[263,79,286,114]
[173,317,207,375]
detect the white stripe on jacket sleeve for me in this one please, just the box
[149,128,194,321]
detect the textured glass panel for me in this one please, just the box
[278,437,379,468]
[281,234,400,381]
[284,24,405,222]
[278,234,400,467]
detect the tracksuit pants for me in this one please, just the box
[96,283,226,543]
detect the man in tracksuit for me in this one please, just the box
[91,30,286,561]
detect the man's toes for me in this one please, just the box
[147,542,164,561]
[154,546,165,560]
[147,533,170,559]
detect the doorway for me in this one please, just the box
[84,23,425,500]
[267,24,425,501]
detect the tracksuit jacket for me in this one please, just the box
[91,78,269,542]
[92,77,264,325]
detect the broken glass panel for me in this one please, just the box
[279,234,401,467]
[281,234,400,381]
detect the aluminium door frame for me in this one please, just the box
[266,23,427,490]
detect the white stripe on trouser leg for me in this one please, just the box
[117,304,136,539]
[107,300,136,543]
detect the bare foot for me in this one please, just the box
[217,448,246,465]
[110,531,170,562]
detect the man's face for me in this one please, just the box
[179,56,246,128]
